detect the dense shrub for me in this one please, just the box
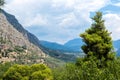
[0,63,12,79]
[3,64,53,80]
[53,57,120,80]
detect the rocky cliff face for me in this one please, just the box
[0,9,46,64]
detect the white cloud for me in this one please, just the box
[104,13,120,40]
[5,0,52,27]
[5,0,110,26]
[114,3,120,6]
[23,14,49,27]
[4,0,113,43]
[58,13,79,28]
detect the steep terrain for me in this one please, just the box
[0,9,46,64]
[0,9,77,66]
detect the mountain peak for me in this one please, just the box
[0,9,46,64]
[64,38,83,46]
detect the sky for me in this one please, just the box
[4,0,120,44]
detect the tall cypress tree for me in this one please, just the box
[80,12,115,63]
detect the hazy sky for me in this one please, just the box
[4,0,120,44]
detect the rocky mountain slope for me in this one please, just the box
[0,9,46,64]
[0,9,76,67]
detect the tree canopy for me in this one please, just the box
[3,64,53,80]
[80,12,115,66]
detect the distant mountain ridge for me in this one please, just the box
[40,40,70,51]
[40,38,120,56]
[40,38,83,52]
[64,38,83,52]
[113,40,120,56]
[113,40,120,51]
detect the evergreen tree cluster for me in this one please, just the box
[80,12,115,67]
[2,64,53,80]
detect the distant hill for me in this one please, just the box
[40,41,70,52]
[113,40,120,56]
[40,38,84,53]
[64,38,83,52]
[40,38,120,56]
[39,39,84,60]
[41,46,77,62]
[117,49,120,56]
[113,40,120,51]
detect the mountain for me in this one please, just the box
[64,38,120,55]
[39,38,84,58]
[40,37,120,57]
[113,40,120,56]
[113,40,120,51]
[40,38,84,52]
[0,9,78,66]
[40,40,81,52]
[64,38,83,52]
[41,46,77,62]
[39,40,82,62]
[40,41,69,51]
[117,49,120,56]
[0,9,46,64]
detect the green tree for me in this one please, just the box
[80,12,115,66]
[3,64,30,80]
[0,62,12,79]
[0,0,5,7]
[30,64,53,80]
[3,64,53,80]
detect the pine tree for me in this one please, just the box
[0,0,5,7]
[80,12,115,63]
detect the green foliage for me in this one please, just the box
[53,57,120,80]
[80,12,115,67]
[3,64,53,80]
[14,46,25,53]
[45,57,65,68]
[0,0,5,7]
[30,64,53,80]
[0,62,12,79]
[3,64,30,80]
[0,37,6,44]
